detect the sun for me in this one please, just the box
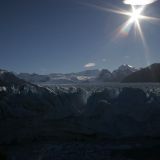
[121,5,145,28]
[121,6,145,37]
[129,6,144,22]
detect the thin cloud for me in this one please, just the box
[84,63,96,68]
[123,0,157,5]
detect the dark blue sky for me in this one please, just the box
[0,0,160,73]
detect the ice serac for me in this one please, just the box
[0,70,84,119]
[82,87,160,137]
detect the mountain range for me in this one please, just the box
[2,63,160,84]
[17,64,138,84]
[17,69,100,84]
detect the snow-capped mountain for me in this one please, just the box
[122,63,160,82]
[18,73,50,83]
[17,65,138,84]
[97,64,138,82]
[112,64,138,81]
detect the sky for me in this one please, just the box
[0,0,160,74]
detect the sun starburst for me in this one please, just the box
[119,5,146,42]
[82,2,159,40]
[82,1,160,66]
[106,4,159,66]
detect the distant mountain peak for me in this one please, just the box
[0,69,8,75]
[117,64,136,71]
[120,64,133,67]
[97,69,112,82]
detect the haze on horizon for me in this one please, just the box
[0,0,160,74]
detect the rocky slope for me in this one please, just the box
[122,63,160,82]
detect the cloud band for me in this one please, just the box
[84,63,96,68]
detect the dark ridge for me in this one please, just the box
[122,63,160,82]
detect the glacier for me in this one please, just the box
[1,71,160,159]
[1,83,160,143]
